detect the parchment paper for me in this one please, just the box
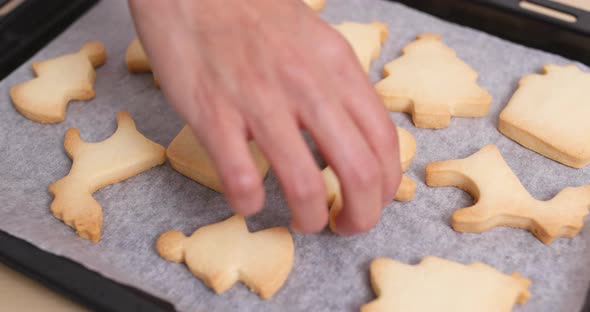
[1,1,589,311]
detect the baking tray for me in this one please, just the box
[395,0,590,65]
[0,0,589,311]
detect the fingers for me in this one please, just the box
[337,57,402,205]
[284,27,390,235]
[246,102,328,233]
[297,86,383,236]
[188,106,266,217]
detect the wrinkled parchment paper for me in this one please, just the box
[1,0,589,311]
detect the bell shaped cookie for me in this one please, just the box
[157,215,294,299]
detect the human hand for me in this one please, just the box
[128,0,401,235]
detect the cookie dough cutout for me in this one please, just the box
[324,127,416,231]
[157,215,294,299]
[49,112,166,242]
[499,64,590,168]
[426,144,590,244]
[362,256,531,312]
[375,34,491,129]
[303,0,326,11]
[334,22,388,73]
[10,41,106,123]
[166,125,270,193]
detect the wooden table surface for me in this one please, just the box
[0,262,86,312]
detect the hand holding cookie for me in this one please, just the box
[128,0,402,235]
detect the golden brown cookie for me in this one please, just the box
[375,34,491,129]
[10,41,106,123]
[499,64,590,168]
[49,112,166,242]
[426,144,590,244]
[157,215,294,299]
[166,125,269,192]
[362,256,531,312]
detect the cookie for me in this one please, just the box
[125,38,151,73]
[166,125,269,192]
[499,64,590,168]
[125,38,159,87]
[426,144,590,244]
[334,22,388,73]
[375,34,492,129]
[303,0,326,11]
[49,112,166,242]
[362,256,531,312]
[10,41,106,123]
[157,215,294,299]
[324,127,416,231]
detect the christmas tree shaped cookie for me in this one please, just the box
[499,64,590,168]
[334,22,388,73]
[362,256,531,312]
[426,144,590,244]
[376,34,491,128]
[157,215,294,299]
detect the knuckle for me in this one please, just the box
[347,159,380,191]
[223,169,261,198]
[319,29,354,61]
[287,173,325,204]
[348,211,380,233]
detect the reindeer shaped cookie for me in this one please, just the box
[426,144,590,244]
[157,215,294,299]
[10,41,106,123]
[49,112,166,242]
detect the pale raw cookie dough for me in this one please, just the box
[499,64,590,168]
[166,125,270,193]
[426,144,590,244]
[375,34,492,129]
[324,127,416,231]
[49,112,166,243]
[334,22,388,73]
[303,0,327,11]
[362,256,531,312]
[156,215,294,299]
[10,41,106,123]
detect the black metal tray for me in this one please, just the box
[0,0,589,311]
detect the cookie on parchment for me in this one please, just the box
[334,21,388,73]
[157,215,294,299]
[362,256,531,312]
[49,112,166,242]
[499,64,590,168]
[426,144,590,244]
[10,41,106,123]
[375,34,491,129]
[166,125,269,193]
